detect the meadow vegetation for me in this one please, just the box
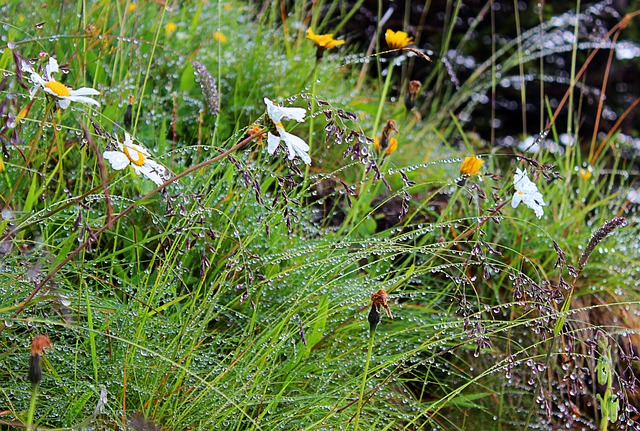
[0,1,639,430]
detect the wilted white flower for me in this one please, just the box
[511,168,546,219]
[103,133,168,185]
[22,57,100,109]
[264,97,310,165]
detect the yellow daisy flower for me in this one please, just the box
[460,156,484,176]
[385,29,414,49]
[165,22,177,35]
[214,31,227,42]
[306,28,345,50]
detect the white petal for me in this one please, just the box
[267,132,281,155]
[57,98,71,109]
[103,151,130,170]
[134,164,164,185]
[280,130,311,164]
[66,95,100,107]
[69,87,100,96]
[264,97,305,123]
[21,61,35,74]
[46,57,59,75]
[511,192,523,209]
[30,72,47,87]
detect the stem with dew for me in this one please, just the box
[354,329,375,431]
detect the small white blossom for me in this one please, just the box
[22,57,100,109]
[264,97,310,165]
[511,168,546,219]
[103,133,168,185]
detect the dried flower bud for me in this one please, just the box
[368,303,381,333]
[28,334,51,384]
[404,80,422,110]
[123,95,133,129]
[31,334,51,356]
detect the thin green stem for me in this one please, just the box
[354,330,375,431]
[26,382,38,431]
[372,62,394,136]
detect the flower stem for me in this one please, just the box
[354,329,375,431]
[26,382,38,431]
[372,62,394,136]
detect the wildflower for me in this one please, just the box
[579,166,592,180]
[460,156,484,176]
[385,29,414,49]
[247,124,265,143]
[127,3,137,12]
[23,57,100,109]
[165,22,177,34]
[264,98,310,165]
[306,28,345,59]
[213,31,227,42]
[103,132,168,185]
[511,168,546,219]
[373,120,398,156]
[373,136,397,156]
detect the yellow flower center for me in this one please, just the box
[123,145,146,166]
[44,81,71,97]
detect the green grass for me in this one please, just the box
[0,1,639,430]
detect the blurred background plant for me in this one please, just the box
[0,1,639,430]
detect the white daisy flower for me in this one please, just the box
[103,133,168,185]
[511,168,546,219]
[264,97,310,165]
[22,57,100,109]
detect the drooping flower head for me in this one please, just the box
[373,119,398,157]
[306,28,345,59]
[511,168,546,219]
[103,132,169,185]
[385,29,414,49]
[264,97,310,165]
[22,57,100,109]
[460,156,484,176]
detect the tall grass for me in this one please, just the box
[0,1,638,430]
